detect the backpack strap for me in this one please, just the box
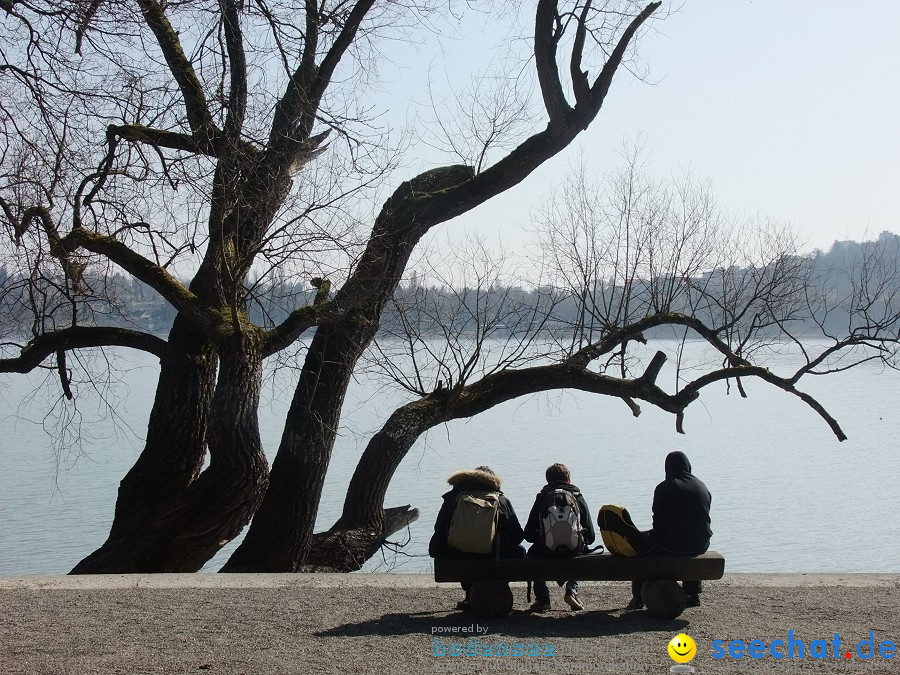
[493,493,502,560]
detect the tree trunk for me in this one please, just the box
[304,506,420,572]
[70,139,284,572]
[221,318,369,571]
[340,397,445,528]
[282,396,445,571]
[302,396,443,570]
[72,331,268,572]
[71,314,217,572]
[223,166,477,572]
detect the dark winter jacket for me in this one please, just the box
[428,468,526,559]
[524,480,595,556]
[650,451,712,554]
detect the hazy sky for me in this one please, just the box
[372,1,900,262]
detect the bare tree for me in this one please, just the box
[1,0,667,572]
[302,155,900,571]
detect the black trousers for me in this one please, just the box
[630,529,704,598]
[632,578,702,597]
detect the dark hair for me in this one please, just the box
[546,463,570,483]
[475,465,495,475]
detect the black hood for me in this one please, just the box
[664,451,692,478]
[652,450,711,554]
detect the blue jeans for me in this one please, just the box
[533,579,579,601]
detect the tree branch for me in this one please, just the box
[584,2,662,119]
[267,0,317,145]
[569,0,593,108]
[73,0,103,55]
[260,278,349,356]
[18,206,214,332]
[109,124,215,156]
[269,1,375,152]
[677,365,848,441]
[413,2,660,225]
[451,359,687,418]
[48,223,225,335]
[312,0,376,103]
[56,350,73,399]
[637,349,667,384]
[534,0,571,126]
[335,352,688,531]
[219,0,247,137]
[136,0,218,134]
[789,336,894,384]
[0,326,177,374]
[107,124,260,163]
[568,312,749,370]
[621,396,641,417]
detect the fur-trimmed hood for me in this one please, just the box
[447,468,501,491]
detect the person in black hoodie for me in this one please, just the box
[524,463,595,612]
[627,450,712,609]
[429,466,525,609]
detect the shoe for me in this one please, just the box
[685,594,701,607]
[455,599,471,610]
[624,596,644,611]
[529,598,551,612]
[564,592,584,611]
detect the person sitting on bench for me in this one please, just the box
[429,466,525,610]
[627,450,712,610]
[523,463,595,612]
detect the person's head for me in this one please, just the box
[545,463,570,484]
[475,465,495,476]
[664,451,692,477]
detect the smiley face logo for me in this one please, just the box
[667,633,697,663]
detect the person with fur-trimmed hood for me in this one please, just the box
[429,466,525,609]
[429,466,525,559]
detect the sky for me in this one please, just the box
[368,1,900,265]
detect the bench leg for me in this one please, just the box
[641,579,687,619]
[469,579,513,618]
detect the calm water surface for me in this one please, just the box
[1,340,898,574]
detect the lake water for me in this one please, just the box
[1,339,898,575]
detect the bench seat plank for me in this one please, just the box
[434,551,725,583]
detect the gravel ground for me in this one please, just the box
[1,574,898,674]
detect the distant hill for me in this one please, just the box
[2,232,897,340]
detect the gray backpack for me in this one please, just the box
[538,488,584,555]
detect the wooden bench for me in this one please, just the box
[434,551,725,619]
